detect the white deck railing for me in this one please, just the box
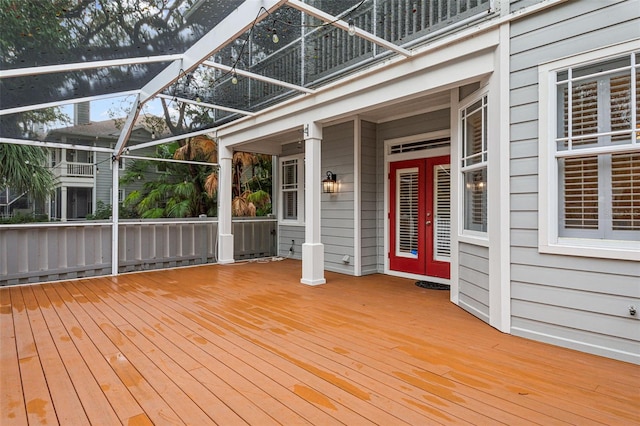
[0,218,277,286]
[51,161,95,178]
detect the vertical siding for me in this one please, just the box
[322,122,355,274]
[458,242,490,322]
[375,108,451,271]
[360,121,379,275]
[509,0,640,363]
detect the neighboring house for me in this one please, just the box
[45,104,159,220]
[213,0,640,363]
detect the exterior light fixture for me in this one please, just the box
[322,171,337,193]
[231,71,238,85]
[272,28,279,44]
[348,18,356,36]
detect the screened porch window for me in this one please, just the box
[555,52,639,241]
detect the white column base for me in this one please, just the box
[301,243,326,285]
[218,233,234,264]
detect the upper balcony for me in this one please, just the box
[170,0,494,125]
[51,161,95,183]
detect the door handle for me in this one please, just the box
[426,221,431,226]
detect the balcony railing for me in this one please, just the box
[51,161,95,178]
[210,0,492,121]
[0,218,278,286]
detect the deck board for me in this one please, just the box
[1,259,638,425]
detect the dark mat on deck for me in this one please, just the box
[415,281,450,290]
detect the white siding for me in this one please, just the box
[509,0,640,363]
[322,122,355,274]
[361,121,379,275]
[459,242,490,322]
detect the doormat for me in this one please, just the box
[415,281,450,290]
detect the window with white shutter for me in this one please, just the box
[555,52,639,241]
[538,44,639,260]
[434,164,451,260]
[396,168,419,257]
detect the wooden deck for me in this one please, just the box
[1,259,638,425]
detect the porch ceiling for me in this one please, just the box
[1,260,638,424]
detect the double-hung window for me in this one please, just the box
[460,95,488,234]
[280,154,304,224]
[539,45,639,259]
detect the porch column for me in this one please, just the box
[218,141,234,264]
[301,122,326,285]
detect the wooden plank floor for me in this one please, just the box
[1,259,638,425]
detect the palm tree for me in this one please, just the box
[0,144,55,203]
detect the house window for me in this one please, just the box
[460,95,488,233]
[280,155,304,223]
[118,189,125,203]
[539,45,639,259]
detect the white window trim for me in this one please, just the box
[538,40,640,261]
[279,153,305,226]
[459,92,489,239]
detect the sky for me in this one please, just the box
[58,96,165,127]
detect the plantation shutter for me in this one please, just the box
[612,152,640,231]
[562,156,599,230]
[397,168,419,256]
[434,164,451,260]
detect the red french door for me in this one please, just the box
[389,156,450,279]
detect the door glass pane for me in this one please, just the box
[434,164,451,260]
[396,168,419,257]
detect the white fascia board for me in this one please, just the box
[155,93,255,116]
[0,55,183,79]
[0,90,140,116]
[287,0,412,58]
[218,29,498,146]
[202,61,315,94]
[138,0,286,105]
[0,137,114,153]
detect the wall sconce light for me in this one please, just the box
[323,171,337,193]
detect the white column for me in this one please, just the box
[111,155,120,276]
[487,22,511,333]
[301,122,326,285]
[60,186,68,222]
[218,141,234,264]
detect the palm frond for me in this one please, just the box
[204,172,218,196]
